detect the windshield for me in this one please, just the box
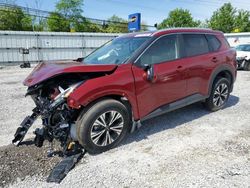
[83,37,150,65]
[235,44,250,52]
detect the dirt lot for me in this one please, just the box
[0,66,249,188]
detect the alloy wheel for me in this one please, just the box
[213,83,229,107]
[90,110,124,146]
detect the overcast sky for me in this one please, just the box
[11,0,250,25]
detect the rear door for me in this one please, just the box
[180,33,217,96]
[132,34,187,118]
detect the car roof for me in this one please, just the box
[120,28,223,38]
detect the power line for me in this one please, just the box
[0,8,131,30]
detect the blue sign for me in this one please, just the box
[128,13,141,32]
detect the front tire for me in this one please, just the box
[76,99,130,154]
[204,77,231,111]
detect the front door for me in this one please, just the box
[132,34,187,119]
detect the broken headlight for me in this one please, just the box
[50,82,82,109]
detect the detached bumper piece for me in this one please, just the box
[237,59,244,69]
[47,148,86,183]
[13,106,87,184]
[237,58,249,69]
[12,108,39,146]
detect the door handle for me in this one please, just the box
[176,65,183,72]
[211,57,218,63]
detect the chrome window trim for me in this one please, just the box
[134,32,218,66]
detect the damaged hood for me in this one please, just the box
[23,60,117,87]
[236,51,250,60]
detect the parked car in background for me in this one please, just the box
[13,28,237,154]
[235,43,250,71]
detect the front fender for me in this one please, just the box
[68,64,140,120]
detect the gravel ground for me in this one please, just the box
[0,141,61,187]
[0,66,249,188]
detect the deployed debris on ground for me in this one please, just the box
[47,150,86,183]
[0,139,86,186]
[0,140,61,187]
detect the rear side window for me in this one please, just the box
[222,37,230,48]
[206,34,221,52]
[183,34,209,57]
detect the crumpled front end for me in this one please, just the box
[12,75,84,154]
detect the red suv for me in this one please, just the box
[13,28,237,154]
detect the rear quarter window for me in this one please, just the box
[183,34,209,57]
[206,34,221,52]
[222,37,231,48]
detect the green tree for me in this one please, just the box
[158,8,200,29]
[47,12,70,32]
[33,19,47,31]
[208,3,236,33]
[0,7,32,31]
[21,15,33,31]
[47,0,83,32]
[73,16,104,32]
[234,10,250,32]
[84,22,103,32]
[105,15,128,33]
[56,0,83,19]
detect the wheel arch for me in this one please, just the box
[208,65,235,95]
[79,94,136,122]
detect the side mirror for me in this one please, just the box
[144,64,155,82]
[74,57,84,62]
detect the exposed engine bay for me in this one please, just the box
[12,72,109,153]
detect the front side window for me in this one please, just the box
[183,34,209,57]
[138,35,179,65]
[83,37,150,65]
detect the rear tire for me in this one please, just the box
[204,77,231,111]
[76,99,130,154]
